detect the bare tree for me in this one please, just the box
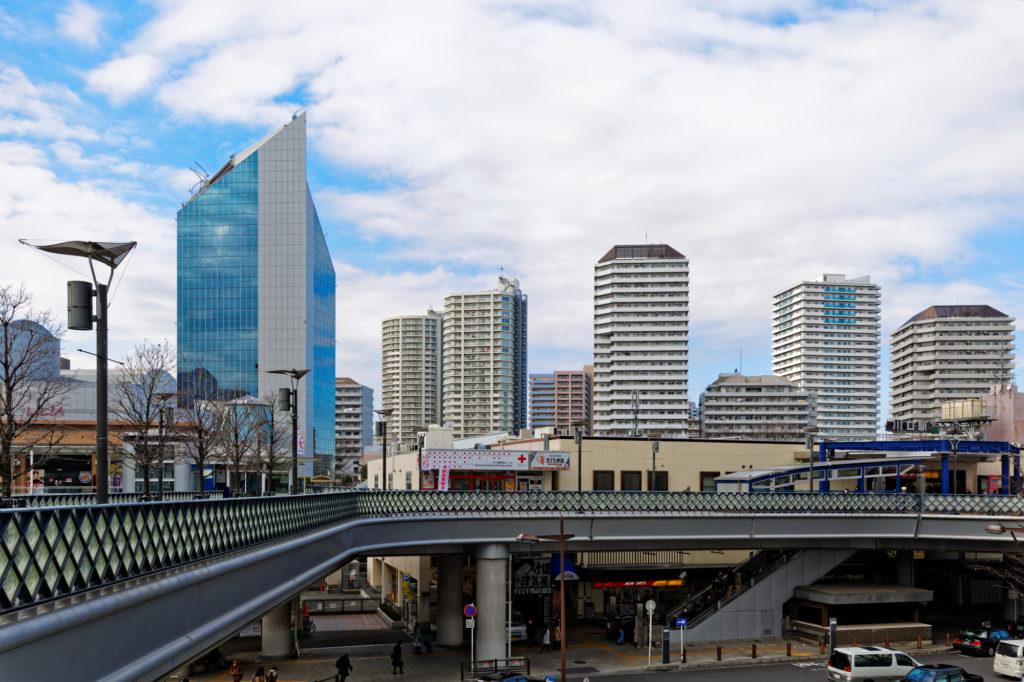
[110,340,175,497]
[178,380,225,496]
[0,283,72,498]
[251,396,290,494]
[215,398,259,495]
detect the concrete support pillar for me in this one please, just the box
[261,601,292,659]
[173,462,192,492]
[437,554,464,646]
[476,543,509,661]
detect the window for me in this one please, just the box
[374,474,379,489]
[700,472,720,492]
[621,471,642,491]
[894,653,916,667]
[405,471,413,490]
[854,653,892,668]
[593,470,615,491]
[387,473,394,489]
[648,471,668,491]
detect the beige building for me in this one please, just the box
[381,311,442,451]
[699,373,815,441]
[983,384,1024,445]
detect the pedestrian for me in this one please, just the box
[616,626,625,645]
[391,641,404,675]
[251,667,266,682]
[553,622,561,645]
[412,621,422,653]
[541,625,552,652]
[335,653,353,682]
[266,667,278,682]
[230,660,243,682]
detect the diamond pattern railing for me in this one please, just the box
[15,492,224,508]
[1,491,1020,615]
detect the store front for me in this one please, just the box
[419,448,570,491]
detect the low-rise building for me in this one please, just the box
[334,378,373,483]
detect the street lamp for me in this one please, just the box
[516,517,575,682]
[156,391,177,499]
[22,239,137,503]
[374,408,393,490]
[268,368,309,494]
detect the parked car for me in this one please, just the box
[509,611,527,642]
[953,626,1013,656]
[827,646,921,681]
[899,663,983,681]
[993,638,1024,678]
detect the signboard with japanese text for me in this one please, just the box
[422,449,570,472]
[513,556,552,595]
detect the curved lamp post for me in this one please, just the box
[21,239,136,503]
[268,368,309,494]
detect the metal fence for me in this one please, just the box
[2,490,1022,616]
[14,491,225,507]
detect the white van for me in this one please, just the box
[994,639,1024,679]
[827,646,921,681]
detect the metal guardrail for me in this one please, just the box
[2,491,1023,616]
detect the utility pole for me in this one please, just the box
[269,368,309,495]
[375,408,393,490]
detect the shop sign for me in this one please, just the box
[422,449,570,472]
[593,579,684,589]
[513,556,552,595]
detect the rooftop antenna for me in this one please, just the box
[739,349,743,374]
[644,229,648,244]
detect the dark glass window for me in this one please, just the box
[593,471,615,491]
[621,471,642,490]
[648,471,668,491]
[700,472,719,492]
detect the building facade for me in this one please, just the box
[442,277,527,439]
[699,373,815,440]
[554,369,592,434]
[891,305,1015,424]
[529,373,556,429]
[334,378,373,482]
[177,112,336,479]
[772,274,880,439]
[381,311,443,450]
[593,244,689,437]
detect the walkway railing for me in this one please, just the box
[13,491,224,507]
[2,491,1022,616]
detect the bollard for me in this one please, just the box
[819,640,826,655]
[786,642,792,657]
[917,634,923,649]
[752,643,757,659]
[945,632,950,647]
[682,647,687,664]
[716,644,722,661]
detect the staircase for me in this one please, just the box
[667,548,855,644]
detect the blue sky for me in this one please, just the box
[2,0,1024,418]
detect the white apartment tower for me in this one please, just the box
[593,244,689,437]
[772,274,881,439]
[699,373,815,441]
[891,305,1015,423]
[442,277,528,439]
[381,311,443,450]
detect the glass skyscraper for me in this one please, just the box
[177,112,336,480]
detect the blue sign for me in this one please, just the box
[463,603,477,618]
[675,617,688,627]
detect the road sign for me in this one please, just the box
[645,599,656,614]
[675,617,688,627]
[466,618,475,629]
[464,603,478,618]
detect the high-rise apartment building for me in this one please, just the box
[381,311,443,450]
[442,276,527,439]
[699,373,815,440]
[772,274,880,439]
[334,378,373,481]
[529,373,556,429]
[177,112,336,478]
[891,305,1015,423]
[593,244,689,437]
[529,370,592,434]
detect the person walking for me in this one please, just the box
[266,667,278,682]
[412,621,422,653]
[541,625,552,652]
[229,660,243,682]
[251,667,266,682]
[391,642,405,675]
[334,653,353,682]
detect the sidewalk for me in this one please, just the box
[176,629,951,681]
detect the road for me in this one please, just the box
[596,652,1001,681]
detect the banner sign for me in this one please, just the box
[422,449,570,472]
[513,556,552,595]
[438,465,450,491]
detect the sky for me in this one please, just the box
[2,0,1023,418]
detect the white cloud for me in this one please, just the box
[0,65,97,140]
[66,1,1024,398]
[57,0,103,48]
